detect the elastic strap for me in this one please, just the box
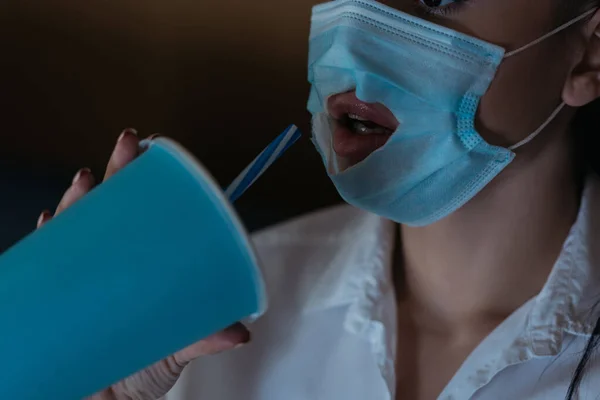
[509,103,566,151]
[505,9,596,58]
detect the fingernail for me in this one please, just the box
[118,128,138,142]
[72,168,91,185]
[233,343,247,350]
[37,210,51,227]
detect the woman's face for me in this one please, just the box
[378,0,588,148]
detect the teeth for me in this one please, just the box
[341,113,392,136]
[354,122,371,135]
[351,121,388,136]
[347,113,369,122]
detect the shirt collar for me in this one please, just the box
[525,174,600,355]
[295,205,396,315]
[253,203,396,316]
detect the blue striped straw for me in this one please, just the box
[225,124,301,203]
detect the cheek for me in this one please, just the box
[475,41,572,147]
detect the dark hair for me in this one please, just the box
[565,2,600,398]
[574,99,600,177]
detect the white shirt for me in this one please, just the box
[166,176,600,400]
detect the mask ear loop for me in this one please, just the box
[508,103,566,151]
[506,9,596,150]
[505,9,597,58]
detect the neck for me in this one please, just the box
[397,127,583,331]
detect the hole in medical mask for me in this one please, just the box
[323,91,400,172]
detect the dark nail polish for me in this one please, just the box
[72,168,91,185]
[37,211,50,227]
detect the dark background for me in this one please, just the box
[0,0,341,251]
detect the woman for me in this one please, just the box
[40,0,600,399]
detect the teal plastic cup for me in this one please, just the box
[0,138,267,399]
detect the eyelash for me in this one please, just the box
[414,0,468,17]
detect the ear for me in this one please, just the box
[563,10,600,107]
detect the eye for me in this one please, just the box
[416,0,466,16]
[420,0,456,5]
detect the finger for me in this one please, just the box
[36,210,52,229]
[174,322,251,365]
[104,128,139,181]
[55,168,96,215]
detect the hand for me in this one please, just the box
[37,129,251,400]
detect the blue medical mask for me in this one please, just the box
[307,0,594,226]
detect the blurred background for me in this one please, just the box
[0,0,341,251]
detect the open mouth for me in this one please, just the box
[327,91,399,166]
[340,113,394,135]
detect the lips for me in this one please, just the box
[327,91,399,166]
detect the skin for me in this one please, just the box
[39,1,600,400]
